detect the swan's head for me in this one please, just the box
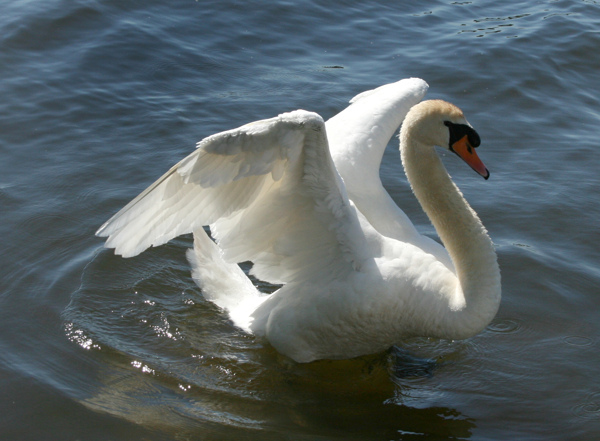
[403,100,489,179]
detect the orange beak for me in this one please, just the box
[451,135,489,180]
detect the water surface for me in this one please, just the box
[1,1,600,439]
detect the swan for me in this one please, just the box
[96,78,501,363]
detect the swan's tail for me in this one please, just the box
[186,228,267,332]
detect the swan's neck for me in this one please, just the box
[401,135,501,337]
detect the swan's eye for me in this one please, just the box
[444,121,481,149]
[467,130,481,148]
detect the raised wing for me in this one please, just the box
[97,110,371,284]
[326,78,429,241]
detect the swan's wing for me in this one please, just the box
[327,78,428,190]
[326,78,429,241]
[97,110,371,284]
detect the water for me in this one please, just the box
[1,0,599,439]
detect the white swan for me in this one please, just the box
[96,78,501,363]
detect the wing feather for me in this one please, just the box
[97,110,371,284]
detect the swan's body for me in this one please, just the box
[97,78,501,363]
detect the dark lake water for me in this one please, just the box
[2,0,600,439]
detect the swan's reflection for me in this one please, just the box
[78,346,476,440]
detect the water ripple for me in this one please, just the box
[487,318,522,335]
[563,335,594,347]
[573,392,600,420]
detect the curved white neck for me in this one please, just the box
[400,134,501,337]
